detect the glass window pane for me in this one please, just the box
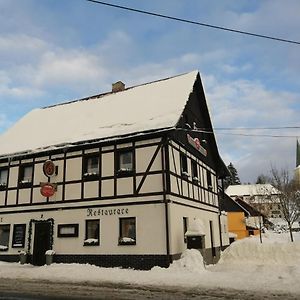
[181,154,188,173]
[87,157,99,173]
[120,218,136,243]
[120,152,133,170]
[0,225,10,247]
[0,169,8,185]
[22,166,32,182]
[86,220,99,240]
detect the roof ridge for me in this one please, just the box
[42,70,197,110]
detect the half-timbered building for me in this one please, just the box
[0,71,229,269]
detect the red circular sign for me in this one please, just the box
[43,160,56,177]
[41,184,55,197]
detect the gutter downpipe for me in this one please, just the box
[162,136,171,266]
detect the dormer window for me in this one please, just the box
[83,155,99,180]
[117,149,134,176]
[19,165,33,187]
[0,168,8,189]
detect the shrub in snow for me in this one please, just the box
[169,249,206,273]
[45,250,55,255]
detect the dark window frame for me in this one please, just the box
[0,168,8,190]
[180,153,188,178]
[207,171,213,190]
[119,217,136,245]
[191,160,199,184]
[0,224,10,251]
[12,224,26,248]
[18,163,33,188]
[183,217,188,243]
[82,153,100,181]
[84,219,100,246]
[116,148,135,177]
[57,224,79,238]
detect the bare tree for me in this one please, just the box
[271,167,300,242]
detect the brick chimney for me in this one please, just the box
[112,81,125,93]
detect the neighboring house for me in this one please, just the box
[220,193,260,241]
[0,71,229,269]
[226,184,282,219]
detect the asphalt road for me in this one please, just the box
[0,278,298,300]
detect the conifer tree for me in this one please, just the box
[224,162,241,188]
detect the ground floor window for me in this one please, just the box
[84,220,100,246]
[119,217,136,245]
[0,224,10,251]
[12,224,26,248]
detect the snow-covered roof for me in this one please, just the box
[226,184,280,197]
[0,71,198,157]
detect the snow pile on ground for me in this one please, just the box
[219,232,300,267]
[0,232,299,295]
[156,249,206,273]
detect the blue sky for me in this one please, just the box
[0,0,300,182]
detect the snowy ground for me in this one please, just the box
[0,231,299,296]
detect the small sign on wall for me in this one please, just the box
[40,182,57,197]
[43,160,57,177]
[187,134,207,157]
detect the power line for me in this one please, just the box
[180,128,299,139]
[212,126,300,131]
[86,0,300,46]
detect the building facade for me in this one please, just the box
[226,184,282,219]
[0,71,229,269]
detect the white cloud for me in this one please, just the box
[203,75,300,182]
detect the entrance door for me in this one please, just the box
[32,222,51,266]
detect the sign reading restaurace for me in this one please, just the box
[87,207,129,217]
[187,134,207,156]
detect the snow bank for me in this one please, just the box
[0,232,299,295]
[219,232,300,266]
[165,249,206,273]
